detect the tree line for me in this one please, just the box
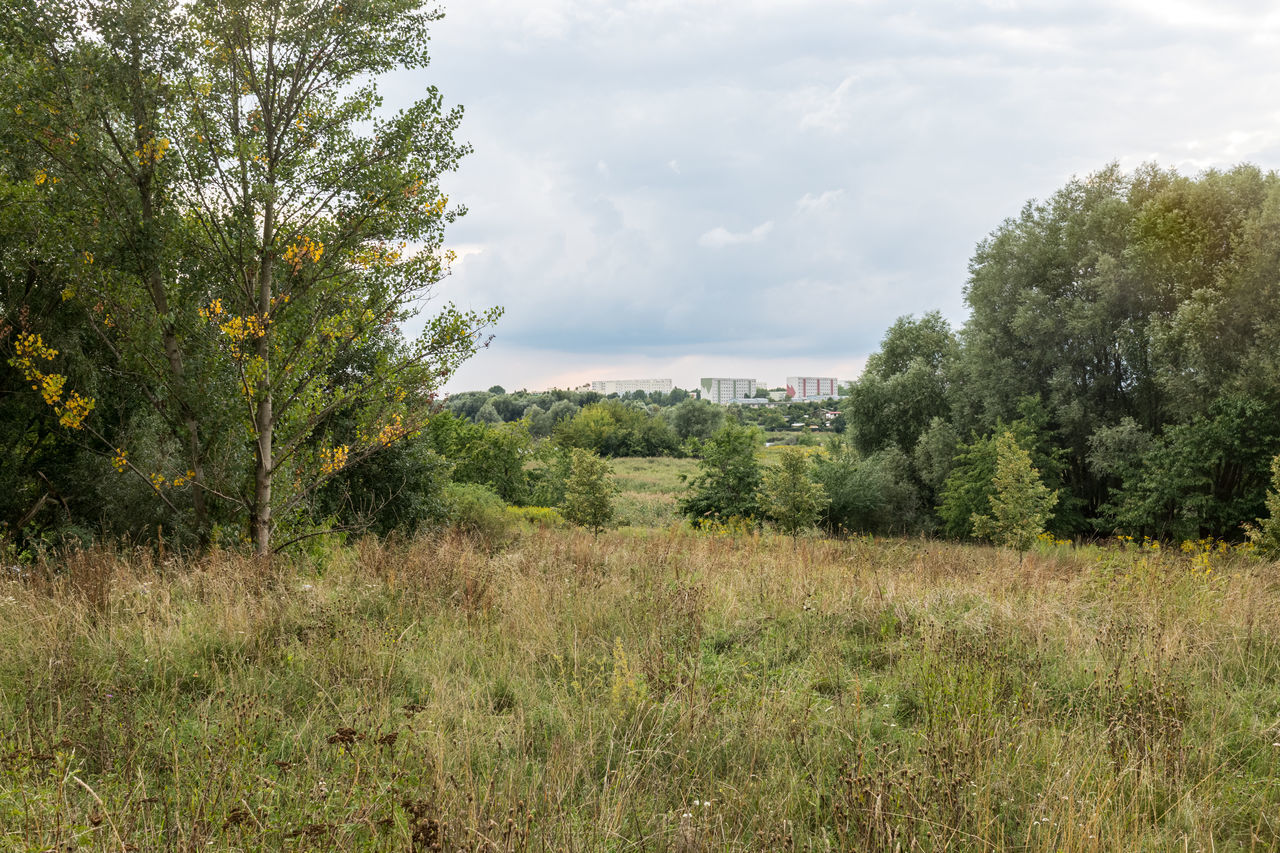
[844,163,1280,543]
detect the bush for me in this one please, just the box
[813,446,922,536]
[443,482,516,545]
[313,440,452,537]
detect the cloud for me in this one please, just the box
[697,220,775,248]
[796,189,844,213]
[380,0,1280,392]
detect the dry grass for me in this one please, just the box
[1,529,1278,851]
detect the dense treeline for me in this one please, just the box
[845,163,1280,541]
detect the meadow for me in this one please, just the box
[610,457,697,529]
[1,525,1277,852]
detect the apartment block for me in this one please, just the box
[700,377,757,404]
[786,376,838,399]
[589,378,673,395]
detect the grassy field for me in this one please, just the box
[608,449,814,530]
[609,457,697,529]
[2,528,1278,851]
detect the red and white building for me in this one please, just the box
[786,376,838,399]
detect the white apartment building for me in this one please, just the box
[700,377,757,404]
[786,376,839,399]
[589,378,673,395]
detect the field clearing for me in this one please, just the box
[1,530,1278,851]
[609,457,696,529]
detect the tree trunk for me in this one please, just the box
[252,195,276,557]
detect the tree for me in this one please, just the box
[955,163,1280,535]
[6,0,499,554]
[844,311,958,456]
[667,398,724,441]
[678,421,762,523]
[554,400,678,457]
[1245,454,1280,556]
[971,432,1058,556]
[759,447,828,535]
[561,449,615,536]
[813,445,922,536]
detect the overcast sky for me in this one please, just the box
[386,0,1280,393]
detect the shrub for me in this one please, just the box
[813,446,922,535]
[443,482,515,545]
[505,505,568,529]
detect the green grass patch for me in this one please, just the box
[1,532,1278,850]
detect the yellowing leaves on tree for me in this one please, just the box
[320,445,350,475]
[9,333,95,429]
[134,137,170,164]
[376,413,408,446]
[283,235,324,270]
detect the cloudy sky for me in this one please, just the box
[386,0,1280,393]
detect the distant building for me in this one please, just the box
[786,376,838,399]
[701,377,756,404]
[767,388,789,402]
[590,378,673,395]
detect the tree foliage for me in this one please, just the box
[759,447,828,535]
[2,0,498,553]
[678,422,762,523]
[561,449,615,536]
[970,432,1058,554]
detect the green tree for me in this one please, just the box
[759,447,828,535]
[7,0,500,554]
[422,412,529,505]
[678,421,762,523]
[667,398,725,441]
[956,163,1280,536]
[844,311,958,456]
[1246,454,1280,556]
[554,400,678,457]
[562,449,615,536]
[971,432,1058,555]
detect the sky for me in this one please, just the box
[384,0,1280,393]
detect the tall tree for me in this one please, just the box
[5,0,499,553]
[843,311,958,457]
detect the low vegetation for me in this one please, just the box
[2,530,1277,850]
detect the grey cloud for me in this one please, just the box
[388,0,1280,390]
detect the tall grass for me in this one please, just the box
[1,530,1277,850]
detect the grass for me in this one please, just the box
[609,457,697,529]
[1,530,1279,851]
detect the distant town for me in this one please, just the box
[579,376,843,405]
